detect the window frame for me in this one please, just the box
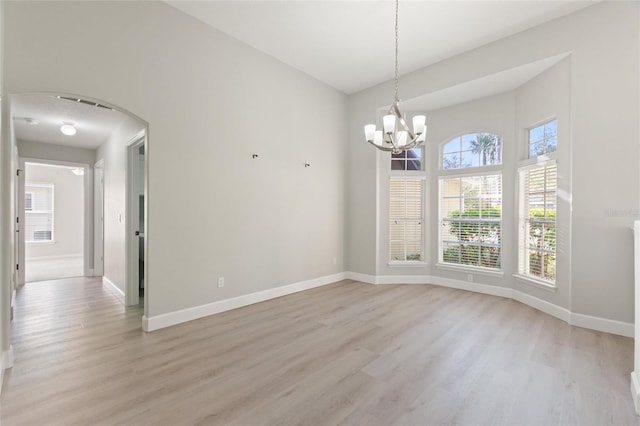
[516,160,558,289]
[25,182,55,244]
[391,147,424,172]
[527,119,558,159]
[437,171,503,272]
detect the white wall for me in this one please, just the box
[4,1,347,320]
[96,118,145,294]
[348,2,639,324]
[18,140,95,165]
[24,164,84,260]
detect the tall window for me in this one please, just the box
[440,175,502,269]
[518,165,557,283]
[439,133,502,270]
[518,119,558,285]
[25,183,54,242]
[389,178,424,262]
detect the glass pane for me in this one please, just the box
[443,138,460,154]
[442,153,460,170]
[390,242,405,261]
[480,245,500,269]
[461,134,477,151]
[529,141,544,158]
[543,253,556,280]
[545,137,557,154]
[529,252,543,277]
[390,220,404,240]
[460,244,479,266]
[407,159,421,171]
[391,159,405,171]
[544,120,557,138]
[405,242,422,261]
[529,125,544,143]
[442,242,461,264]
[461,150,477,168]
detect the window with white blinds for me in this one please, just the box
[518,164,557,283]
[389,178,424,262]
[25,183,54,242]
[439,174,502,269]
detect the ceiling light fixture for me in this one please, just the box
[60,122,77,136]
[71,167,84,176]
[364,0,426,154]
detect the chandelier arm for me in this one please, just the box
[367,140,398,152]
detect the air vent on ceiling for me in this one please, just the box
[56,95,114,111]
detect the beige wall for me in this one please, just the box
[4,1,347,319]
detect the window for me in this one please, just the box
[528,120,557,158]
[518,164,557,283]
[25,183,54,243]
[25,192,34,211]
[440,175,502,269]
[390,178,424,262]
[442,133,502,170]
[392,148,422,171]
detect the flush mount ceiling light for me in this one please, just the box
[71,167,84,176]
[364,0,426,154]
[60,122,77,136]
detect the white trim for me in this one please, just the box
[431,275,512,298]
[345,271,377,284]
[1,345,14,394]
[513,274,557,292]
[631,371,640,415]
[388,261,428,268]
[26,253,83,261]
[88,268,95,277]
[512,289,570,323]
[570,312,633,337]
[103,276,124,303]
[143,272,347,332]
[345,272,632,337]
[436,263,504,278]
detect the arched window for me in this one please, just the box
[442,133,502,170]
[439,133,502,270]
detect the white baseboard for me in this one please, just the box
[512,289,571,323]
[346,271,633,338]
[144,272,347,332]
[26,253,83,261]
[345,271,376,284]
[571,312,634,337]
[1,345,14,395]
[103,276,124,303]
[631,371,640,414]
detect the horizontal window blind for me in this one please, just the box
[25,183,54,242]
[519,164,557,282]
[390,178,424,262]
[439,174,502,269]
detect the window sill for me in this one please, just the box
[26,241,56,245]
[435,263,504,278]
[513,274,557,292]
[388,261,428,268]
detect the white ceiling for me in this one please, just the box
[166,0,596,94]
[11,94,131,149]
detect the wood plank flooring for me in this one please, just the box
[1,277,638,425]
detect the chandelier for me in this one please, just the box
[364,0,426,154]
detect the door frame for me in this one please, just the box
[125,131,146,306]
[17,158,92,286]
[93,159,104,277]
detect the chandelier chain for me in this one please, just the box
[394,0,399,102]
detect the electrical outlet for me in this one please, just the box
[467,274,473,282]
[217,277,225,288]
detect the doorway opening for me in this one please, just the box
[22,161,87,283]
[126,135,146,306]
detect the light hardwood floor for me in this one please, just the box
[1,277,638,425]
